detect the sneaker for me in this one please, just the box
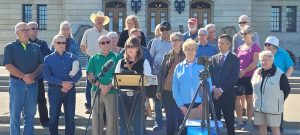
[242,122,253,131]
[235,121,244,130]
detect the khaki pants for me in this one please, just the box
[91,91,118,135]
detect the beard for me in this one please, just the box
[188,26,197,32]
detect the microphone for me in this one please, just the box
[92,60,115,82]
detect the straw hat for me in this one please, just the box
[90,11,110,25]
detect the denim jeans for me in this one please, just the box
[162,90,182,135]
[153,96,163,127]
[119,93,143,135]
[48,85,76,135]
[37,79,49,124]
[9,78,38,135]
[85,58,92,109]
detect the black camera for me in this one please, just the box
[197,56,212,69]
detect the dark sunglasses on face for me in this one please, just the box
[241,32,248,36]
[264,43,272,46]
[171,39,182,42]
[55,42,66,45]
[239,22,248,24]
[126,45,136,49]
[100,41,110,45]
[31,28,38,31]
[160,27,170,32]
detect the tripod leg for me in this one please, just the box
[178,82,203,135]
[207,85,221,135]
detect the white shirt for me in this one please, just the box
[81,27,108,56]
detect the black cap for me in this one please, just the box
[160,21,171,30]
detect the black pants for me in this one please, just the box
[213,93,236,135]
[37,79,49,124]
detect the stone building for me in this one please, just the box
[0,0,299,61]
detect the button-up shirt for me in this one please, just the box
[81,27,108,56]
[196,42,218,58]
[172,59,212,107]
[43,51,82,86]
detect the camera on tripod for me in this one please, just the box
[197,56,212,79]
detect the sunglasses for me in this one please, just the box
[31,28,38,31]
[55,42,66,45]
[126,45,136,49]
[160,27,170,32]
[239,22,248,24]
[100,41,110,45]
[20,29,30,32]
[264,43,272,46]
[241,33,248,36]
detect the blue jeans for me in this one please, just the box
[162,90,182,135]
[85,58,91,109]
[9,78,38,135]
[119,93,143,135]
[153,96,163,127]
[48,85,76,135]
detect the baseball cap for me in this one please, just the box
[264,36,279,46]
[160,21,171,30]
[188,18,197,24]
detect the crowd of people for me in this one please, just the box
[3,10,293,135]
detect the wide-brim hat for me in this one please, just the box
[90,11,110,25]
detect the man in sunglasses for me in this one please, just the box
[27,21,51,127]
[232,15,260,54]
[3,22,43,135]
[44,34,82,135]
[150,21,172,131]
[87,35,119,135]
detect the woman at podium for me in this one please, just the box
[115,36,152,135]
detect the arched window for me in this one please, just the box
[105,2,126,33]
[147,2,168,35]
[190,1,211,28]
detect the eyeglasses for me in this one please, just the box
[239,22,248,24]
[241,33,248,36]
[100,41,110,45]
[55,42,66,45]
[171,39,182,42]
[19,29,30,32]
[126,45,136,49]
[160,27,170,32]
[31,28,38,31]
[264,43,272,46]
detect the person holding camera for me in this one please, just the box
[87,35,119,135]
[210,34,240,135]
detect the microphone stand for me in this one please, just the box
[84,80,101,135]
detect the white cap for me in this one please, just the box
[264,36,279,46]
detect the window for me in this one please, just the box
[271,6,281,32]
[22,4,32,23]
[286,6,297,32]
[37,4,47,30]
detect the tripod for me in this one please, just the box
[178,69,220,135]
[84,82,101,135]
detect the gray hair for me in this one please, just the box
[51,34,66,47]
[205,24,216,31]
[198,28,208,36]
[107,31,118,39]
[98,35,110,43]
[14,22,27,34]
[59,21,73,38]
[241,25,255,35]
[27,22,38,27]
[259,51,274,61]
[239,15,250,23]
[170,32,183,41]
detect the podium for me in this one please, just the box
[113,73,157,135]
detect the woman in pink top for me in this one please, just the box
[235,26,260,131]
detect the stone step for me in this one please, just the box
[0,80,87,87]
[290,83,300,88]
[288,77,300,83]
[0,76,87,81]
